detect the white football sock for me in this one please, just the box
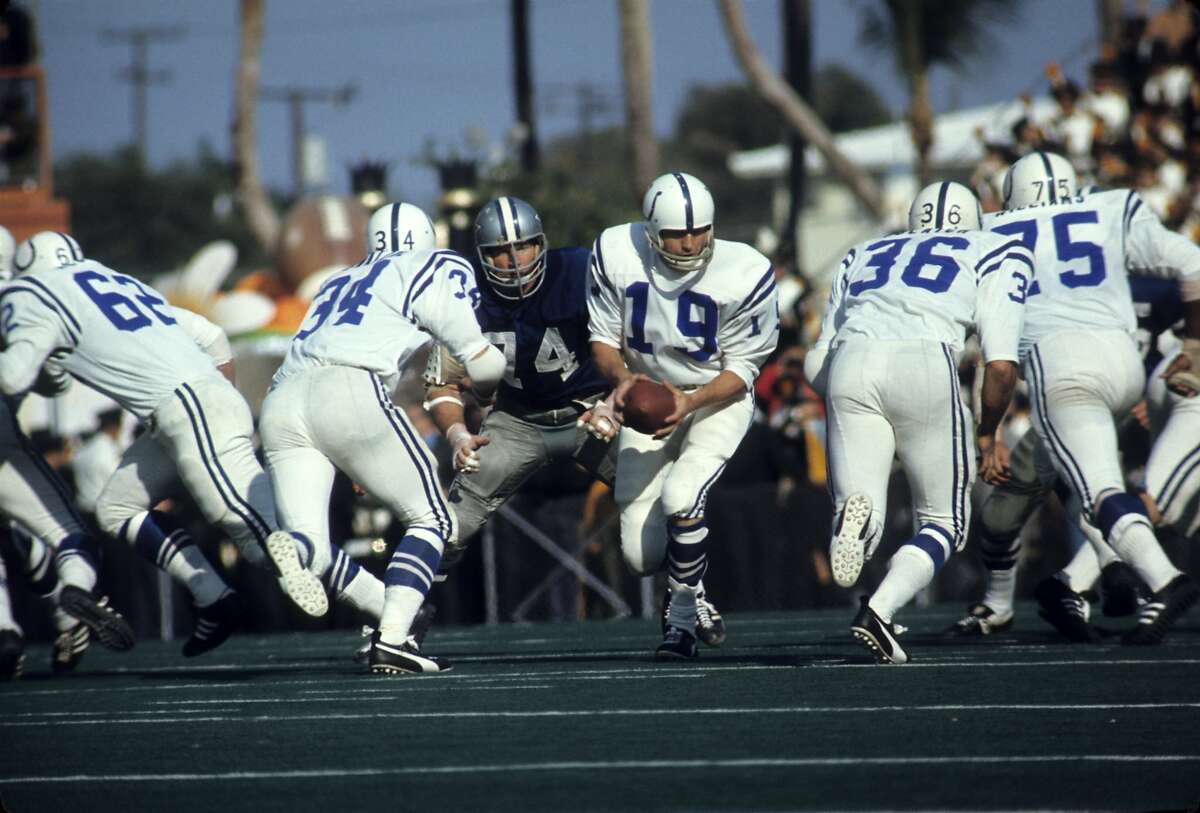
[1106,514,1179,593]
[666,577,698,632]
[379,585,425,645]
[869,545,936,623]
[981,567,1017,617]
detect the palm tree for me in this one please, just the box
[857,0,1019,186]
[619,0,659,202]
[232,0,279,253]
[719,0,884,219]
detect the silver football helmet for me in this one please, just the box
[908,181,982,231]
[642,172,715,273]
[0,225,14,281]
[13,231,84,276]
[1002,151,1077,210]
[474,196,547,300]
[366,202,436,256]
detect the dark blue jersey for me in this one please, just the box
[474,246,609,410]
[1130,276,1184,375]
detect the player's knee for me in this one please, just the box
[979,493,1028,540]
[660,478,704,520]
[1094,490,1152,542]
[94,490,136,540]
[620,513,665,576]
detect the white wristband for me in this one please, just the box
[423,395,464,411]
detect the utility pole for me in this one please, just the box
[261,83,356,199]
[782,0,811,266]
[101,25,186,161]
[511,0,539,173]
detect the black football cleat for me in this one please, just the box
[51,623,90,674]
[1034,577,1100,643]
[656,625,698,660]
[368,633,451,675]
[944,603,1013,637]
[183,591,247,658]
[1099,561,1145,617]
[851,597,908,664]
[1122,575,1200,646]
[59,586,135,651]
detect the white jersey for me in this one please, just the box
[0,263,224,419]
[587,223,778,389]
[983,188,1200,358]
[274,248,491,392]
[814,228,1031,364]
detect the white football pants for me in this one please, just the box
[826,339,974,562]
[95,374,277,565]
[1022,330,1143,517]
[0,400,86,543]
[1145,350,1200,536]
[260,365,456,577]
[614,390,753,575]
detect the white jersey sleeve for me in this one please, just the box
[406,253,491,365]
[1123,191,1200,299]
[0,278,76,394]
[971,233,1032,364]
[812,250,855,352]
[719,267,779,389]
[587,238,624,350]
[170,306,232,366]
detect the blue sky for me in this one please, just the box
[42,1,1114,209]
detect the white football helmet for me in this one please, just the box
[13,231,84,276]
[0,225,14,281]
[642,171,715,273]
[907,181,982,232]
[366,202,436,256]
[1002,151,1077,210]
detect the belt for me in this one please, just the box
[496,391,607,428]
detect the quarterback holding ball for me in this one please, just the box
[586,172,779,658]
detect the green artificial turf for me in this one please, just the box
[2,604,1198,812]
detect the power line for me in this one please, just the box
[261,83,357,198]
[100,25,186,159]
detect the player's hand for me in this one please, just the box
[653,383,694,440]
[1162,341,1200,397]
[978,432,1011,486]
[1130,399,1150,428]
[577,393,621,441]
[351,482,367,497]
[446,422,489,474]
[612,373,653,412]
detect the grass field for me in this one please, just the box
[2,603,1199,812]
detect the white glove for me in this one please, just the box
[576,393,621,441]
[446,422,488,473]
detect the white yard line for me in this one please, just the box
[1,754,1197,784]
[5,702,1199,727]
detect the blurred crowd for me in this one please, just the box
[972,0,1200,234]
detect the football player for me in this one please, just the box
[980,152,1200,645]
[806,181,1030,664]
[587,172,778,658]
[259,202,506,674]
[0,231,329,653]
[0,226,136,674]
[946,274,1190,642]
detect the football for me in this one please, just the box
[622,379,676,434]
